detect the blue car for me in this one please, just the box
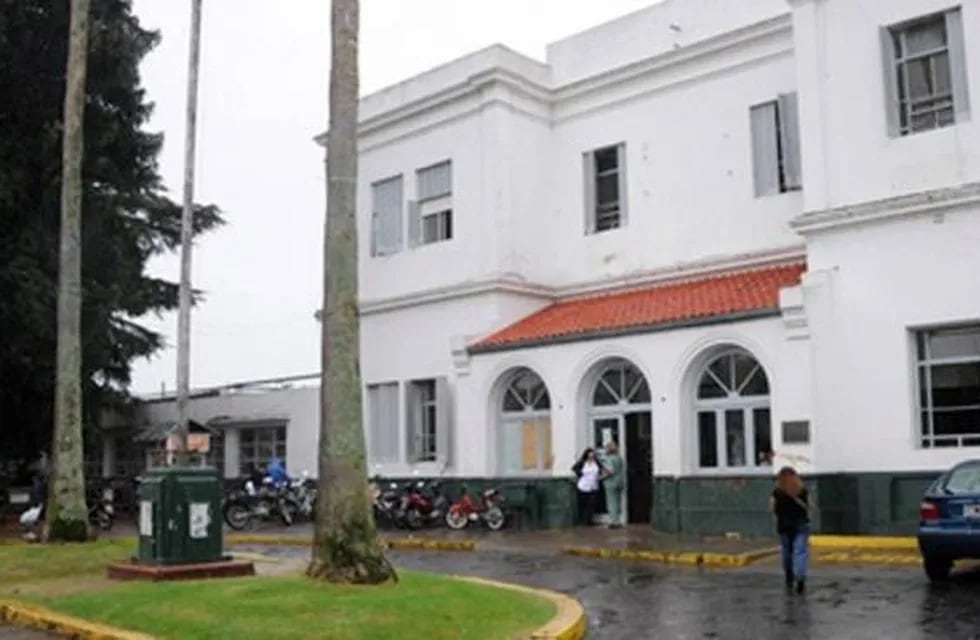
[918,459,980,581]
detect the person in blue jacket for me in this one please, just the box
[265,457,291,487]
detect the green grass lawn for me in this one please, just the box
[0,542,554,639]
[41,573,554,640]
[0,538,134,585]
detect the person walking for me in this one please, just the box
[601,441,625,528]
[768,466,811,594]
[572,448,605,527]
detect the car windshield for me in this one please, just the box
[945,463,980,495]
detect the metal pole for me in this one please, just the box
[175,0,203,462]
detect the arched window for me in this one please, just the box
[694,349,771,470]
[498,368,553,473]
[592,360,651,407]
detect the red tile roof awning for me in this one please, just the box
[470,263,805,353]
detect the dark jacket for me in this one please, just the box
[772,488,809,534]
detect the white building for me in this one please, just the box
[342,0,980,535]
[106,0,979,535]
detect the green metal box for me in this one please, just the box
[137,466,224,565]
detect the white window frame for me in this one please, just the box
[238,424,287,476]
[410,161,453,247]
[692,349,773,474]
[366,382,400,463]
[584,143,627,235]
[406,377,452,467]
[497,369,553,475]
[370,175,403,257]
[915,324,980,448]
[882,8,971,137]
[750,93,802,197]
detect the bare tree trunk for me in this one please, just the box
[307,0,394,584]
[175,0,204,461]
[46,0,92,542]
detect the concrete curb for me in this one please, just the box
[810,535,918,552]
[813,550,922,566]
[0,599,153,640]
[455,576,587,640]
[561,546,779,568]
[224,533,477,552]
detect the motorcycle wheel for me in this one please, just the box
[224,501,252,531]
[96,509,113,532]
[445,508,468,530]
[405,508,423,530]
[279,499,299,527]
[484,506,506,531]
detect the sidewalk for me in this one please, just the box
[3,519,922,569]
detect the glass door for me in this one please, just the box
[593,416,622,451]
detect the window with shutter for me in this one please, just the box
[750,93,802,197]
[882,8,970,137]
[367,383,400,463]
[415,161,453,246]
[407,379,439,463]
[370,176,403,257]
[584,144,626,234]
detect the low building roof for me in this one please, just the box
[470,263,805,353]
[133,420,212,444]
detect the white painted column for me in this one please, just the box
[223,428,241,479]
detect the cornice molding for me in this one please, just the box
[790,182,980,234]
[358,245,807,316]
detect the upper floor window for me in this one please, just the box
[917,324,980,448]
[584,144,627,234]
[750,93,802,197]
[411,161,453,246]
[883,8,970,137]
[370,176,403,257]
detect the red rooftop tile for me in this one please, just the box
[470,263,805,353]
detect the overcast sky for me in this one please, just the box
[128,0,658,395]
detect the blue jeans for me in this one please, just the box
[780,526,809,580]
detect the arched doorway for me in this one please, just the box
[587,358,653,524]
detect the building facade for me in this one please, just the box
[105,0,978,535]
[340,0,980,535]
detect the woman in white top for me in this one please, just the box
[572,448,607,526]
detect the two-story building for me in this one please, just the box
[341,0,980,536]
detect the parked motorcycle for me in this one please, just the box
[400,479,447,530]
[446,486,505,531]
[289,471,317,521]
[371,479,405,529]
[223,477,299,530]
[87,486,115,532]
[16,487,114,537]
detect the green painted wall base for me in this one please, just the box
[378,476,577,530]
[651,471,941,536]
[277,469,942,536]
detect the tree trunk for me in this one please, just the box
[46,0,92,543]
[307,0,394,584]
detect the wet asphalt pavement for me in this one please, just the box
[6,546,980,639]
[256,545,980,640]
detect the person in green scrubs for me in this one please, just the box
[602,441,625,528]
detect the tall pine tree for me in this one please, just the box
[0,1,222,471]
